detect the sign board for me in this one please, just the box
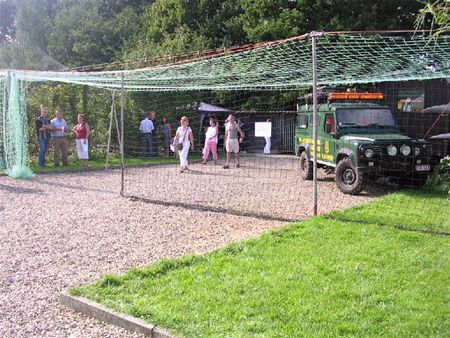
[255,122,272,137]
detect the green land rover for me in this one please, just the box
[295,92,432,194]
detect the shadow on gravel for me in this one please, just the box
[0,183,45,195]
[128,195,297,223]
[35,177,117,194]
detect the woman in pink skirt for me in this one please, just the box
[201,117,219,165]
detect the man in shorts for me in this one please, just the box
[223,114,244,169]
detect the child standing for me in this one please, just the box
[201,117,219,165]
[173,116,194,173]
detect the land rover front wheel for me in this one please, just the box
[299,151,313,180]
[335,157,364,195]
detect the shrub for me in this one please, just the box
[426,156,450,195]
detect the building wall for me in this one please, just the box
[379,79,450,158]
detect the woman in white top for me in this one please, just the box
[201,117,219,165]
[173,116,194,173]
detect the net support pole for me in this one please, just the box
[0,72,10,169]
[311,34,318,216]
[105,90,115,170]
[120,73,125,196]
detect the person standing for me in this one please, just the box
[173,116,194,173]
[73,114,90,166]
[50,110,69,166]
[201,117,219,165]
[150,111,158,157]
[223,114,244,169]
[139,112,154,158]
[35,108,51,167]
[161,117,172,157]
[263,118,271,155]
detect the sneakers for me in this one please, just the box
[201,160,207,165]
[236,163,240,168]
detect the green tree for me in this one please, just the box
[0,0,16,44]
[239,0,423,42]
[0,0,62,70]
[47,0,141,67]
[416,0,450,35]
[124,0,245,60]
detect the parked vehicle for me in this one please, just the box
[295,92,432,194]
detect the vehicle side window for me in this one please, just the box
[297,114,308,129]
[324,114,335,133]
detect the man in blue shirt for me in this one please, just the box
[50,110,69,166]
[139,112,155,158]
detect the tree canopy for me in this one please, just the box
[0,0,433,70]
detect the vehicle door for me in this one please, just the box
[321,113,336,163]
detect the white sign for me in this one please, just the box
[255,122,272,137]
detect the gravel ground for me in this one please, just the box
[0,157,386,337]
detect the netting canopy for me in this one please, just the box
[1,31,450,177]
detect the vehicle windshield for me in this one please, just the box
[336,108,397,129]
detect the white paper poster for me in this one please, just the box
[255,122,272,137]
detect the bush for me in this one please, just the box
[426,156,450,194]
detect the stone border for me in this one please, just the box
[59,292,175,338]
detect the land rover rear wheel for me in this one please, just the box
[335,157,364,195]
[299,151,313,180]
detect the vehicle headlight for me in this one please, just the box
[365,149,374,158]
[387,145,397,156]
[400,144,411,156]
[414,147,421,156]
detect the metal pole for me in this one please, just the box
[120,73,125,196]
[105,90,115,170]
[2,71,11,169]
[311,34,318,216]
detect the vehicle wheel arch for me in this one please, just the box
[336,148,355,166]
[297,143,310,158]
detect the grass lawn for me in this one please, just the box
[326,190,450,234]
[71,190,450,337]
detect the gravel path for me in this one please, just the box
[0,158,386,337]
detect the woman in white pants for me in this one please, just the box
[173,116,194,173]
[263,118,271,154]
[263,136,271,154]
[73,114,90,166]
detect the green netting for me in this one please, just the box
[1,33,449,92]
[0,32,449,178]
[1,73,33,178]
[0,75,6,170]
